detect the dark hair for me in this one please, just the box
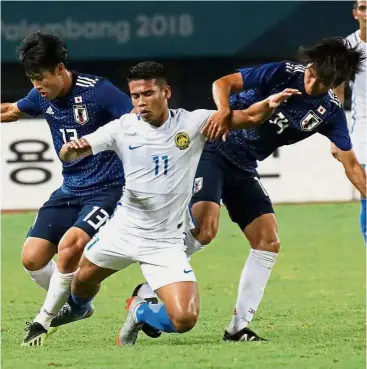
[18,31,69,76]
[353,1,358,9]
[127,61,167,85]
[299,37,366,87]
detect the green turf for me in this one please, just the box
[1,203,365,369]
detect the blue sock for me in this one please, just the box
[68,294,93,317]
[360,198,366,244]
[136,303,177,333]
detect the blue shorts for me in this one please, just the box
[27,186,122,245]
[191,145,274,230]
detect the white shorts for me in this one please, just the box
[84,231,196,291]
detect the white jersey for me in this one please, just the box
[347,30,366,164]
[85,109,213,244]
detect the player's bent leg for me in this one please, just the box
[131,201,220,337]
[57,227,92,273]
[119,282,199,346]
[118,247,198,345]
[187,145,224,255]
[244,213,280,253]
[51,255,117,328]
[183,201,220,258]
[155,281,199,333]
[31,227,91,333]
[21,237,57,290]
[191,201,220,246]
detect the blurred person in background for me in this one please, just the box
[1,31,132,346]
[332,0,366,243]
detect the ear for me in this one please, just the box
[164,86,171,100]
[57,63,65,75]
[352,8,358,20]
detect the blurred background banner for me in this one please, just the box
[1,113,356,210]
[1,1,356,62]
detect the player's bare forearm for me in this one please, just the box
[1,103,22,122]
[339,149,366,197]
[230,99,274,129]
[345,163,366,197]
[230,88,302,129]
[212,73,243,112]
[59,138,93,162]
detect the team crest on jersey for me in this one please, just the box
[194,177,203,194]
[174,132,190,150]
[73,104,89,125]
[300,111,322,132]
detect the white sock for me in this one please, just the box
[34,268,75,330]
[185,230,204,258]
[137,283,157,300]
[228,249,277,334]
[25,259,56,290]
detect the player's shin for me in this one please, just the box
[135,303,177,333]
[33,268,75,330]
[228,249,277,334]
[68,294,94,317]
[25,259,56,290]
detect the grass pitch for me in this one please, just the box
[1,203,365,369]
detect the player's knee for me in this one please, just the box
[21,247,48,271]
[58,236,88,271]
[21,253,45,271]
[252,235,281,253]
[171,311,199,333]
[60,235,88,255]
[195,222,218,245]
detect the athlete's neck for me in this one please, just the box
[58,70,74,98]
[148,108,170,127]
[359,28,366,43]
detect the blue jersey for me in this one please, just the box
[17,72,133,195]
[215,61,352,174]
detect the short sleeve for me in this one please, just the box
[319,109,352,151]
[95,79,133,119]
[238,62,287,90]
[190,109,215,130]
[83,118,122,155]
[17,88,42,117]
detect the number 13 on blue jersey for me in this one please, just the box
[153,155,169,175]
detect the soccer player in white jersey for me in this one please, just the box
[333,0,366,242]
[48,62,299,345]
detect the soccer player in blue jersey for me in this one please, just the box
[332,0,366,243]
[135,38,367,342]
[1,32,133,346]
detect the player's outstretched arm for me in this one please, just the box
[230,88,301,129]
[59,138,93,162]
[337,149,366,197]
[1,103,24,122]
